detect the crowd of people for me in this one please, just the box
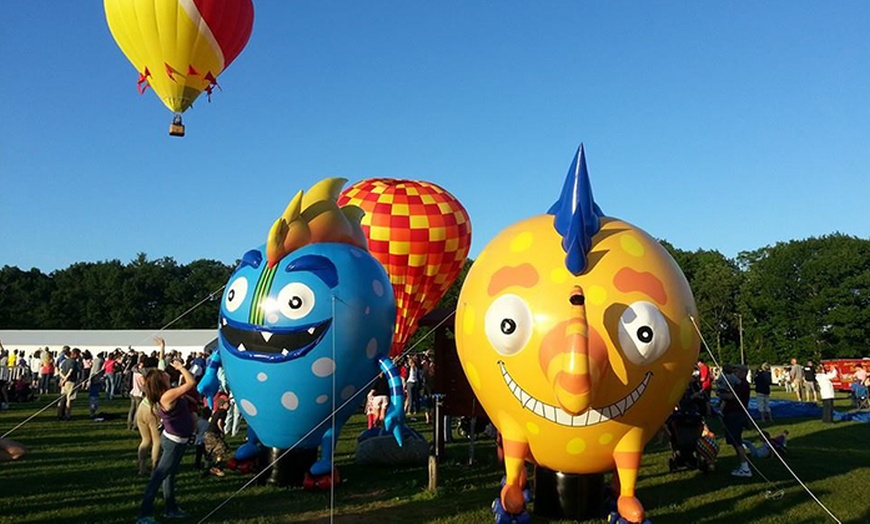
[0,338,233,523]
[1,336,442,522]
[365,351,435,429]
[669,358,822,480]
[4,334,866,519]
[694,357,870,478]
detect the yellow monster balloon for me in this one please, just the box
[455,146,699,524]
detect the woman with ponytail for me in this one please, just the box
[136,342,196,524]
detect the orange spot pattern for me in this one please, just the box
[488,264,539,297]
[613,267,668,305]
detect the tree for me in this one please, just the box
[738,234,870,363]
[163,259,233,329]
[0,265,54,328]
[47,260,128,329]
[659,241,743,365]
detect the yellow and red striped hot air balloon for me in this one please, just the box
[338,179,472,358]
[104,0,254,136]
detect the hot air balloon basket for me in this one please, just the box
[169,122,185,137]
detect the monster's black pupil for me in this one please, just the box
[501,318,517,335]
[637,326,653,343]
[289,296,303,309]
[228,289,235,301]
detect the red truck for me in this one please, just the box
[820,358,870,392]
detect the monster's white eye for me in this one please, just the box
[225,277,249,313]
[484,294,533,356]
[277,282,315,320]
[618,301,670,365]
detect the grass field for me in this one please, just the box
[1,389,868,524]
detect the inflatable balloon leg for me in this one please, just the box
[338,179,471,357]
[454,146,699,523]
[197,178,405,488]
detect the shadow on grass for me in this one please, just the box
[639,416,870,524]
[3,397,868,524]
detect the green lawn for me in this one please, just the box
[1,390,868,524]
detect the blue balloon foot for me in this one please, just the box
[492,498,531,524]
[608,512,651,524]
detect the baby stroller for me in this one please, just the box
[666,409,709,472]
[666,384,714,473]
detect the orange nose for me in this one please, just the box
[540,290,606,415]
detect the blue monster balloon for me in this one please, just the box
[199,178,405,486]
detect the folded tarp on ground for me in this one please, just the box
[712,397,869,421]
[833,410,870,422]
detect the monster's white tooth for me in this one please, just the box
[281,349,289,356]
[601,407,613,420]
[630,391,639,403]
[556,409,572,426]
[533,401,545,417]
[511,383,520,396]
[261,331,273,342]
[587,410,602,425]
[544,405,556,422]
[307,327,315,335]
[237,343,246,352]
[573,411,590,427]
[520,390,531,406]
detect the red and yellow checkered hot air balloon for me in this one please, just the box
[339,179,472,358]
[104,0,254,136]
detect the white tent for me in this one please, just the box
[0,330,217,358]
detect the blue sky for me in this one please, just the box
[2,2,868,273]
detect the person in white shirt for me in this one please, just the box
[816,364,838,423]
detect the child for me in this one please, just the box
[194,406,211,470]
[743,430,789,458]
[204,398,230,477]
[365,390,376,429]
[696,425,719,471]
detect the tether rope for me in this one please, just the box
[689,316,842,524]
[197,309,456,523]
[1,285,225,440]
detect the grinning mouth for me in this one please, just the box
[498,361,651,427]
[220,316,331,363]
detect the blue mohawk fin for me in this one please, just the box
[547,144,604,275]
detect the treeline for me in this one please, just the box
[2,233,868,364]
[0,253,232,330]
[663,233,870,366]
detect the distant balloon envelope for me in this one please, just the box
[104,0,254,114]
[338,179,472,357]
